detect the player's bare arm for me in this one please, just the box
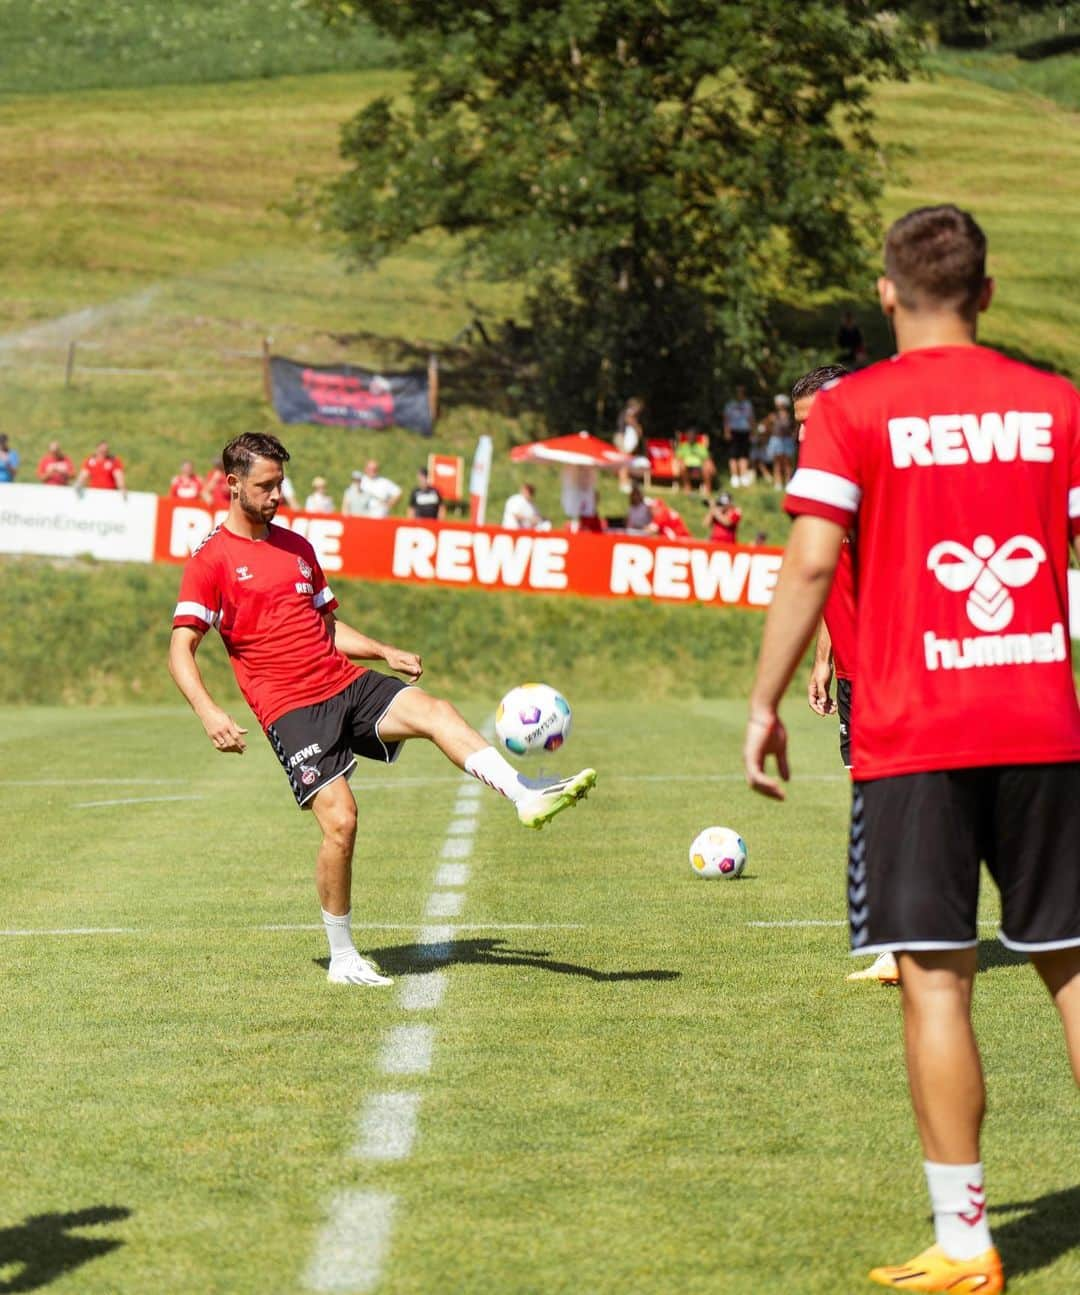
[168,626,248,753]
[323,613,423,682]
[808,621,836,716]
[744,514,845,799]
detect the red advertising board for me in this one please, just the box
[153,499,785,609]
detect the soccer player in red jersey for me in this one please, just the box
[744,206,1080,1293]
[76,441,126,494]
[796,365,900,987]
[169,432,597,987]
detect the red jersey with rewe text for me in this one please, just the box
[172,524,363,728]
[786,345,1080,779]
[823,538,857,681]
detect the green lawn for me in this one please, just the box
[0,701,1075,1293]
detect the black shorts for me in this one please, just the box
[836,677,852,770]
[848,762,1080,956]
[728,431,751,460]
[265,672,411,808]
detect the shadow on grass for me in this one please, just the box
[992,1184,1080,1281]
[977,936,1029,974]
[315,937,680,983]
[0,1206,130,1293]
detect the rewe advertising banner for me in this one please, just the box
[153,498,785,608]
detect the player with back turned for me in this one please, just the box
[169,432,596,987]
[744,205,1080,1293]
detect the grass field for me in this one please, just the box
[2,701,1076,1294]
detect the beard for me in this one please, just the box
[237,485,278,525]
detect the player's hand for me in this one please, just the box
[202,707,247,754]
[744,709,790,800]
[807,662,835,716]
[385,648,423,682]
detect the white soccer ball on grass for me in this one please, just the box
[495,683,572,757]
[689,826,747,879]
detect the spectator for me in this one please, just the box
[169,459,204,501]
[502,482,549,530]
[304,477,335,513]
[753,529,768,546]
[706,492,742,544]
[76,441,126,496]
[764,393,796,489]
[280,473,298,510]
[836,309,866,366]
[674,429,716,495]
[749,418,774,485]
[36,440,73,486]
[0,434,19,483]
[648,498,690,540]
[625,484,653,532]
[408,467,444,521]
[614,397,646,492]
[203,458,231,510]
[342,460,401,518]
[723,384,755,487]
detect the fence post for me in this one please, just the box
[427,353,439,429]
[261,337,273,404]
[65,341,77,388]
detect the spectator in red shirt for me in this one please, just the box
[76,441,126,496]
[202,459,232,510]
[37,440,74,486]
[648,499,690,540]
[706,492,741,544]
[169,460,204,501]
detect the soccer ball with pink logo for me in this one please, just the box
[495,683,572,757]
[689,826,747,879]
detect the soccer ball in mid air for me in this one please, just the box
[689,826,747,879]
[495,683,572,757]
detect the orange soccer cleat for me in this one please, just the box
[869,1243,1004,1293]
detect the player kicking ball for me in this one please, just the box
[745,205,1080,1293]
[169,432,596,987]
[795,364,898,987]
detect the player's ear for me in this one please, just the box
[977,277,994,314]
[877,276,897,317]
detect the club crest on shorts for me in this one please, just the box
[297,557,313,581]
[299,763,320,786]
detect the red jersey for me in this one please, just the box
[823,538,857,681]
[709,508,742,545]
[650,501,690,540]
[37,452,74,486]
[81,453,123,490]
[787,345,1080,779]
[172,524,363,728]
[169,472,204,500]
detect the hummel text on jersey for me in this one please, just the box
[924,622,1067,672]
[888,412,1053,469]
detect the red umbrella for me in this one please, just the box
[510,430,632,469]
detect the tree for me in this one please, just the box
[308,0,919,432]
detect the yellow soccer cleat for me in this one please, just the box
[869,1243,1004,1292]
[848,951,900,985]
[516,768,597,830]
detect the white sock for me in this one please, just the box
[464,746,527,803]
[924,1161,993,1260]
[322,908,357,961]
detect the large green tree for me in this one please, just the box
[309,0,918,432]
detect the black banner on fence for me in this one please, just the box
[268,356,433,436]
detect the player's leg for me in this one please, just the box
[309,772,391,986]
[1031,947,1080,1084]
[377,686,596,828]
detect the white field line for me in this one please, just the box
[434,863,470,888]
[350,1092,422,1163]
[446,817,479,836]
[377,1025,435,1076]
[74,795,207,809]
[749,919,1002,930]
[0,927,138,937]
[303,1190,397,1294]
[425,891,465,919]
[399,971,447,1012]
[439,837,473,860]
[0,778,188,787]
[416,924,456,961]
[0,922,582,939]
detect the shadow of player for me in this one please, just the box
[316,937,680,983]
[0,1205,130,1292]
[992,1183,1080,1281]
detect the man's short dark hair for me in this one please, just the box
[222,432,290,478]
[884,204,987,314]
[792,365,848,402]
